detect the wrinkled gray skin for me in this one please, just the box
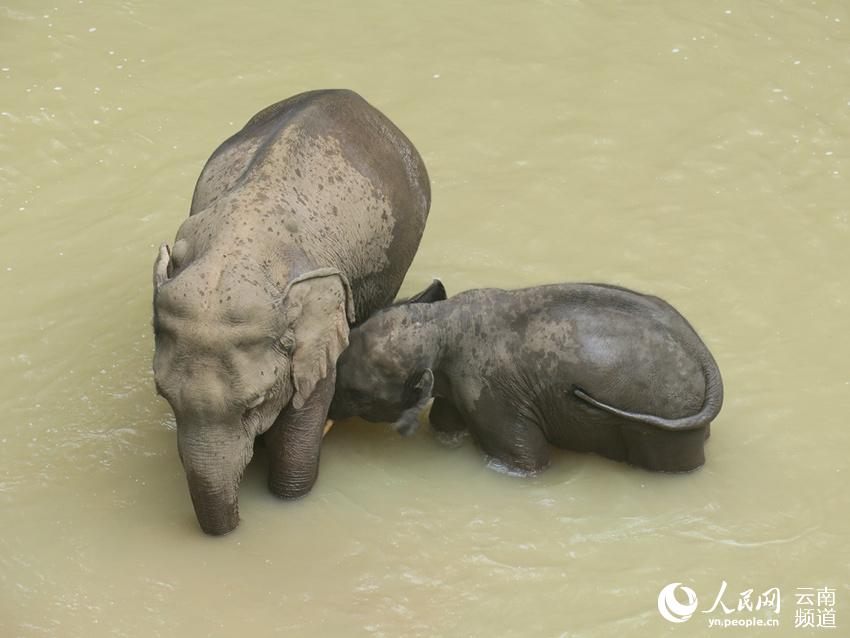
[330,282,723,474]
[152,90,430,535]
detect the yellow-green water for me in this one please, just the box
[1,1,848,636]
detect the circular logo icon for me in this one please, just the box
[658,582,698,623]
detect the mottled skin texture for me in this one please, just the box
[330,283,723,474]
[152,90,430,535]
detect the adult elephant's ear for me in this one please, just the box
[283,268,356,410]
[153,243,172,291]
[393,369,434,436]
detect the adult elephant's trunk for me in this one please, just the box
[178,428,254,536]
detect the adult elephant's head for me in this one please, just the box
[151,243,354,535]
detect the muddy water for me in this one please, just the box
[1,1,849,636]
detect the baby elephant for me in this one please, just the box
[329,281,723,474]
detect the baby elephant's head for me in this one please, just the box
[329,281,445,435]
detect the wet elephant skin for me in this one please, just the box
[152,90,431,535]
[330,283,723,475]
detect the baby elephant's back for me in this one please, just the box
[526,284,709,420]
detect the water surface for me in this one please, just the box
[1,1,848,636]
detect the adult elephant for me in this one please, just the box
[152,90,431,535]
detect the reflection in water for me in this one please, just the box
[1,0,848,636]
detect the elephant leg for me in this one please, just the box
[462,391,550,474]
[428,397,467,434]
[263,372,335,499]
[473,419,551,475]
[620,422,706,473]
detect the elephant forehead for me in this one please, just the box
[158,317,274,346]
[156,264,279,324]
[154,325,282,401]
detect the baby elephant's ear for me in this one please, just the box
[393,279,446,306]
[392,369,434,436]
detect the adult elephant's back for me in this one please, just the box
[189,89,431,320]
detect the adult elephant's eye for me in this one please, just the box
[245,394,266,410]
[276,331,295,354]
